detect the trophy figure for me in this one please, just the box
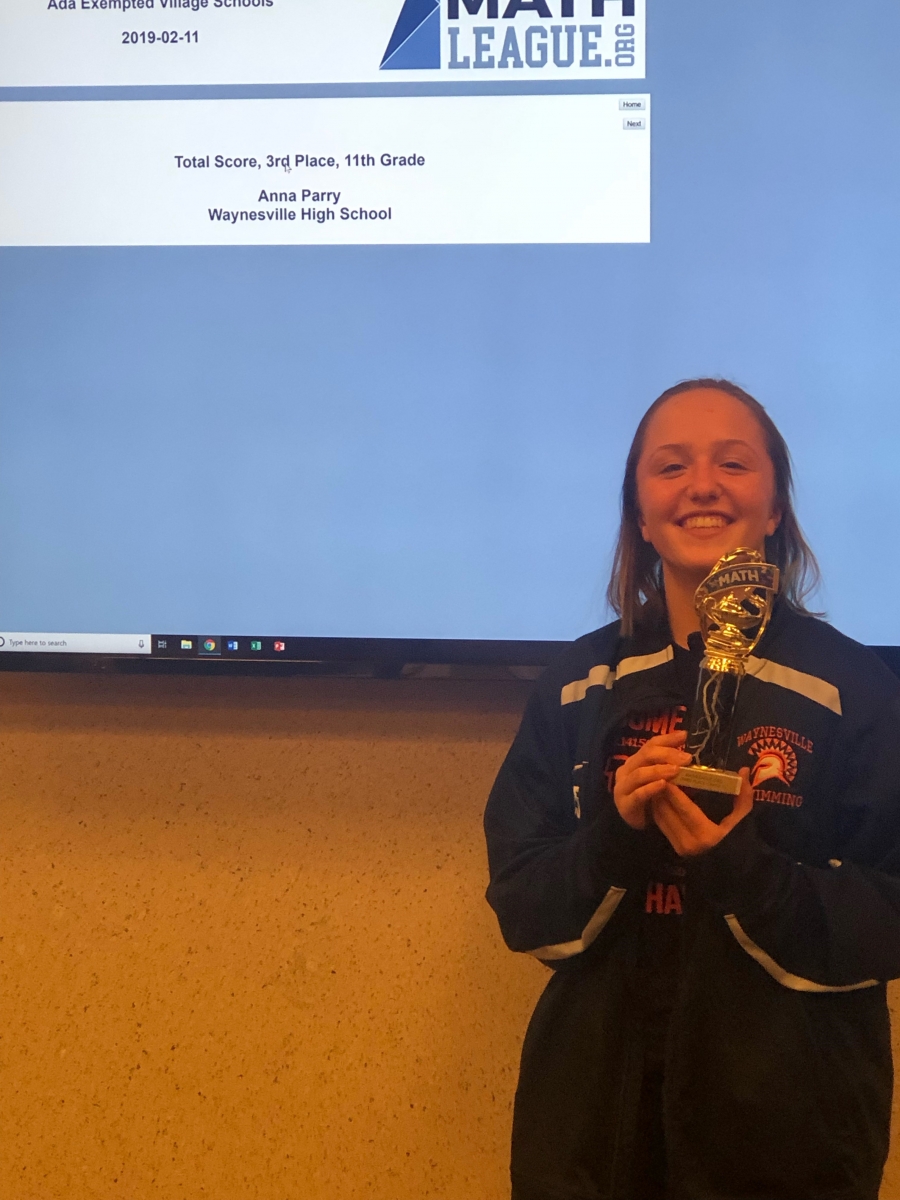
[672,548,780,818]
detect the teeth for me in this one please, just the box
[683,515,727,529]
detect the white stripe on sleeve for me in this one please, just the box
[560,664,613,706]
[724,914,877,992]
[615,646,674,680]
[745,656,842,716]
[529,886,627,961]
[559,646,675,706]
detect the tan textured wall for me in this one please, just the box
[2,670,900,1200]
[0,672,545,1200]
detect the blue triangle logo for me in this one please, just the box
[381,0,440,69]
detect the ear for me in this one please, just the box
[765,505,782,539]
[638,513,652,543]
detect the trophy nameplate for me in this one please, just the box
[671,764,744,796]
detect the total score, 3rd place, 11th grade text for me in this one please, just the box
[173,153,426,170]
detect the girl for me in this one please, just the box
[485,379,900,1200]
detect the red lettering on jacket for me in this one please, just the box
[628,707,686,736]
[737,724,814,754]
[646,881,683,914]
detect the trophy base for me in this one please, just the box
[672,765,743,796]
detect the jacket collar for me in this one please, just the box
[618,597,789,662]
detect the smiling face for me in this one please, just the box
[635,388,781,587]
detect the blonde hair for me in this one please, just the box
[607,378,821,635]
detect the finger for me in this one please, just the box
[616,759,673,793]
[649,795,690,854]
[617,749,692,787]
[655,781,708,823]
[627,778,671,805]
[652,791,720,857]
[654,783,719,839]
[736,768,754,816]
[622,764,683,791]
[638,731,688,750]
[627,746,694,768]
[616,774,670,830]
[719,769,754,835]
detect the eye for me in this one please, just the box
[721,458,749,472]
[658,460,686,476]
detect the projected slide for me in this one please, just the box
[0,94,650,245]
[0,0,646,87]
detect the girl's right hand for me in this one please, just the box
[613,731,693,830]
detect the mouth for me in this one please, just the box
[676,512,734,531]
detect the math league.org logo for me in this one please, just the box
[381,0,441,68]
[380,0,641,73]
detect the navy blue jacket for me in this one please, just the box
[485,605,900,1200]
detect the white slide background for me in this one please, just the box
[0,94,650,246]
[0,0,646,87]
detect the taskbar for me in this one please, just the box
[148,634,561,667]
[0,630,568,670]
[152,634,312,660]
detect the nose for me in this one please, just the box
[686,459,721,502]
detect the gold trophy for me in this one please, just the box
[672,548,780,814]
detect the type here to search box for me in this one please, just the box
[0,632,151,654]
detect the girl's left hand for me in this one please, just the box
[650,767,754,857]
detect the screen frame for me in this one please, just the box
[2,639,899,680]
